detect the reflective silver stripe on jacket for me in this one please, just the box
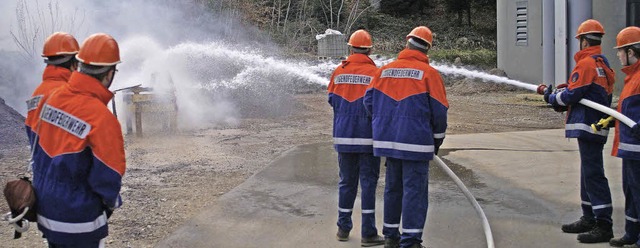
[333,138,373,145]
[555,92,566,106]
[37,212,107,234]
[373,141,434,153]
[433,133,445,139]
[565,123,608,136]
[620,142,640,153]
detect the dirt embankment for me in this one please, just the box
[0,82,564,247]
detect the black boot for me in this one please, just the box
[577,220,613,243]
[361,235,385,247]
[336,228,350,241]
[384,237,399,248]
[609,236,637,247]
[562,216,595,233]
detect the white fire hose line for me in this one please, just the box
[433,156,495,248]
[517,83,636,128]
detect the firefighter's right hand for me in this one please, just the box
[632,124,640,139]
[434,138,444,155]
[591,116,615,132]
[106,208,113,219]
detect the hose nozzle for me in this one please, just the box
[592,116,615,132]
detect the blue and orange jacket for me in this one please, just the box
[25,65,72,147]
[548,46,615,143]
[363,49,448,161]
[31,71,125,244]
[613,61,640,159]
[328,53,378,153]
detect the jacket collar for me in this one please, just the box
[622,61,640,83]
[574,45,602,62]
[340,53,375,67]
[397,49,429,64]
[67,72,114,105]
[42,65,72,82]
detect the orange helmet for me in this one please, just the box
[41,32,79,57]
[406,26,433,48]
[76,33,121,66]
[348,30,373,48]
[575,19,605,39]
[615,26,640,48]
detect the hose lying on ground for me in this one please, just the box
[433,156,495,248]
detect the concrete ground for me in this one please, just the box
[157,129,627,248]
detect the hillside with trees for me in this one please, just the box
[197,0,497,67]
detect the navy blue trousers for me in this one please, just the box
[382,158,429,248]
[48,239,104,248]
[577,138,612,223]
[337,152,381,237]
[622,159,640,245]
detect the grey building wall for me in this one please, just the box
[593,0,626,94]
[497,0,543,85]
[498,0,626,92]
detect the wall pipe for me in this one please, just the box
[542,0,555,84]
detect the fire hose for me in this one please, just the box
[433,156,495,248]
[527,84,636,128]
[432,64,636,128]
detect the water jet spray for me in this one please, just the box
[433,64,636,128]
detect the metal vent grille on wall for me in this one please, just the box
[516,1,528,46]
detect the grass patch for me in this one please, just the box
[430,48,496,69]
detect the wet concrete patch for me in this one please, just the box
[160,130,618,247]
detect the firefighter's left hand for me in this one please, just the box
[632,124,640,139]
[543,84,553,103]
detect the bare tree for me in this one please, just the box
[10,0,87,62]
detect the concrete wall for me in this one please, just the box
[497,0,543,84]
[593,0,626,94]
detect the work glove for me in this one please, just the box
[632,124,640,139]
[591,116,615,132]
[434,138,444,155]
[543,84,552,103]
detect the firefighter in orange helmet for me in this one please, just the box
[32,33,125,247]
[608,26,640,247]
[25,32,79,148]
[329,29,385,247]
[537,19,616,244]
[364,26,448,248]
